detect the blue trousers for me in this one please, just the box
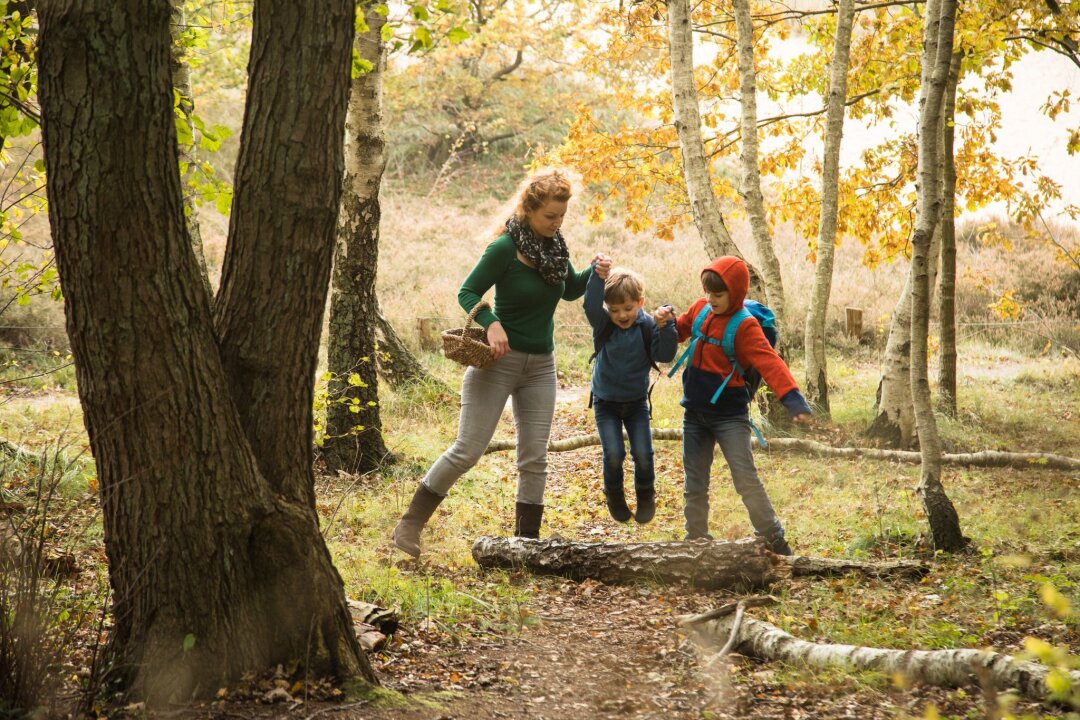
[593,398,655,497]
[682,410,784,540]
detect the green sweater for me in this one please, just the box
[458,233,592,354]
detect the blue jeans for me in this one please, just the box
[593,398,655,497]
[682,410,784,540]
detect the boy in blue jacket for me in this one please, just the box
[584,267,677,523]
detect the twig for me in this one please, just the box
[302,700,371,720]
[677,595,777,626]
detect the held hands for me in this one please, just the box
[652,304,675,327]
[487,321,510,361]
[591,253,612,280]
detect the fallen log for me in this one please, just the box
[689,614,1080,703]
[471,537,929,589]
[473,537,778,590]
[484,429,1080,471]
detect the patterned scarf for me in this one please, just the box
[505,215,569,286]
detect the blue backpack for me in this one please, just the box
[668,299,777,445]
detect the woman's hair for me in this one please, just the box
[489,168,574,238]
[701,269,728,293]
[512,168,573,218]
[604,268,645,305]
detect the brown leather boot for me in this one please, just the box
[392,484,445,558]
[513,502,544,539]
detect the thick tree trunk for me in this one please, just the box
[485,429,1080,471]
[804,0,855,416]
[732,0,786,322]
[667,0,763,297]
[374,301,449,391]
[214,1,351,509]
[936,51,962,418]
[323,5,391,474]
[37,0,373,702]
[471,537,927,589]
[170,2,213,303]
[691,614,1080,703]
[910,0,965,551]
[868,268,917,447]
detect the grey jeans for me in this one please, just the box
[422,349,556,504]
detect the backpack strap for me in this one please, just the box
[667,305,714,378]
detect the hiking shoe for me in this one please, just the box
[634,492,655,524]
[605,488,632,523]
[764,534,793,556]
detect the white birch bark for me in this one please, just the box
[693,615,1080,703]
[937,51,962,417]
[667,0,758,289]
[803,0,856,415]
[910,0,964,550]
[732,0,786,321]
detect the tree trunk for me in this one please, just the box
[374,300,450,392]
[214,1,350,509]
[936,51,962,418]
[691,614,1080,702]
[37,0,374,702]
[803,0,855,416]
[170,1,213,303]
[732,0,786,323]
[474,537,779,590]
[666,0,763,297]
[323,4,391,475]
[471,537,927,589]
[909,0,965,551]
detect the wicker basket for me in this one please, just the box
[441,300,496,369]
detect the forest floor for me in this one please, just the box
[4,346,1079,720]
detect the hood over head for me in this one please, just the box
[701,256,749,314]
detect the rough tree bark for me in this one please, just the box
[691,614,1080,703]
[471,537,927,590]
[732,0,787,322]
[936,51,962,418]
[909,0,965,551]
[323,4,392,474]
[485,429,1080,471]
[667,0,763,297]
[37,0,374,701]
[803,0,855,416]
[170,1,213,302]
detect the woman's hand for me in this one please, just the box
[591,253,612,280]
[487,321,510,361]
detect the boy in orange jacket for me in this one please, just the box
[671,257,811,554]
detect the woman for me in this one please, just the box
[392,169,610,558]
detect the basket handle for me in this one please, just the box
[465,300,491,329]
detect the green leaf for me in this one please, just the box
[347,373,363,387]
[183,633,196,652]
[448,27,469,44]
[214,188,233,216]
[381,23,394,42]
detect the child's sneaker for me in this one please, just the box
[634,490,655,524]
[605,487,632,523]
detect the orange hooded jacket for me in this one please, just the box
[674,256,808,417]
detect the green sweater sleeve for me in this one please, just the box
[561,258,592,301]
[457,237,513,328]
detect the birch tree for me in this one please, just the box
[909,0,965,550]
[936,50,963,418]
[803,0,856,415]
[324,4,392,474]
[667,0,760,285]
[732,0,786,320]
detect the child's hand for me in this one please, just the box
[652,304,675,327]
[792,413,812,424]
